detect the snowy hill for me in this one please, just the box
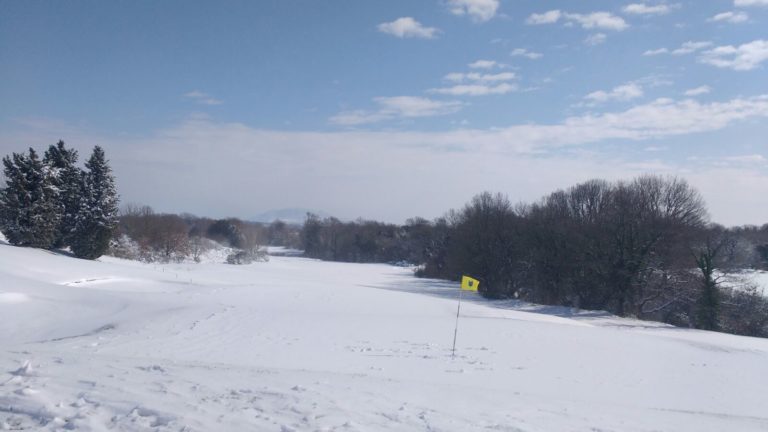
[1,240,768,431]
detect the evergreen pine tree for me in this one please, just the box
[70,146,119,259]
[0,153,26,244]
[43,140,82,248]
[0,148,60,247]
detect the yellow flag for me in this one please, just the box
[461,275,479,292]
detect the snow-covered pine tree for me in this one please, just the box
[43,140,82,248]
[70,146,119,259]
[0,148,61,248]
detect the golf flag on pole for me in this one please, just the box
[461,275,479,292]
[452,275,479,358]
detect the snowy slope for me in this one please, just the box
[724,270,768,296]
[1,240,768,431]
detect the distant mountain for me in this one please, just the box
[250,208,330,225]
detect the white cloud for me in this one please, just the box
[437,70,518,95]
[510,48,543,59]
[473,72,516,82]
[527,10,628,31]
[708,11,749,23]
[377,17,439,39]
[672,41,713,55]
[327,110,390,126]
[584,83,644,103]
[734,0,768,6]
[6,96,768,225]
[643,48,669,56]
[183,91,223,106]
[330,96,462,125]
[699,39,768,71]
[584,33,607,46]
[723,154,766,164]
[635,74,674,88]
[375,96,461,117]
[348,95,768,150]
[429,83,517,96]
[564,12,629,31]
[444,71,516,83]
[468,60,497,69]
[684,86,712,96]
[444,72,465,82]
[647,41,713,56]
[526,10,562,24]
[622,3,676,15]
[14,96,768,159]
[446,0,499,22]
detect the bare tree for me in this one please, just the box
[189,235,211,263]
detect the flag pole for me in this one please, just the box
[451,286,463,359]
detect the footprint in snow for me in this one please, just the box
[11,360,35,377]
[126,407,175,428]
[136,365,167,373]
[13,387,39,396]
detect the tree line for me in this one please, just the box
[0,141,118,259]
[111,205,300,264]
[0,141,302,264]
[301,214,433,264]
[300,175,768,337]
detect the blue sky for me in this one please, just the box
[1,0,767,224]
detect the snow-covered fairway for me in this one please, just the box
[2,242,768,432]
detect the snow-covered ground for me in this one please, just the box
[2,239,768,431]
[721,270,768,296]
